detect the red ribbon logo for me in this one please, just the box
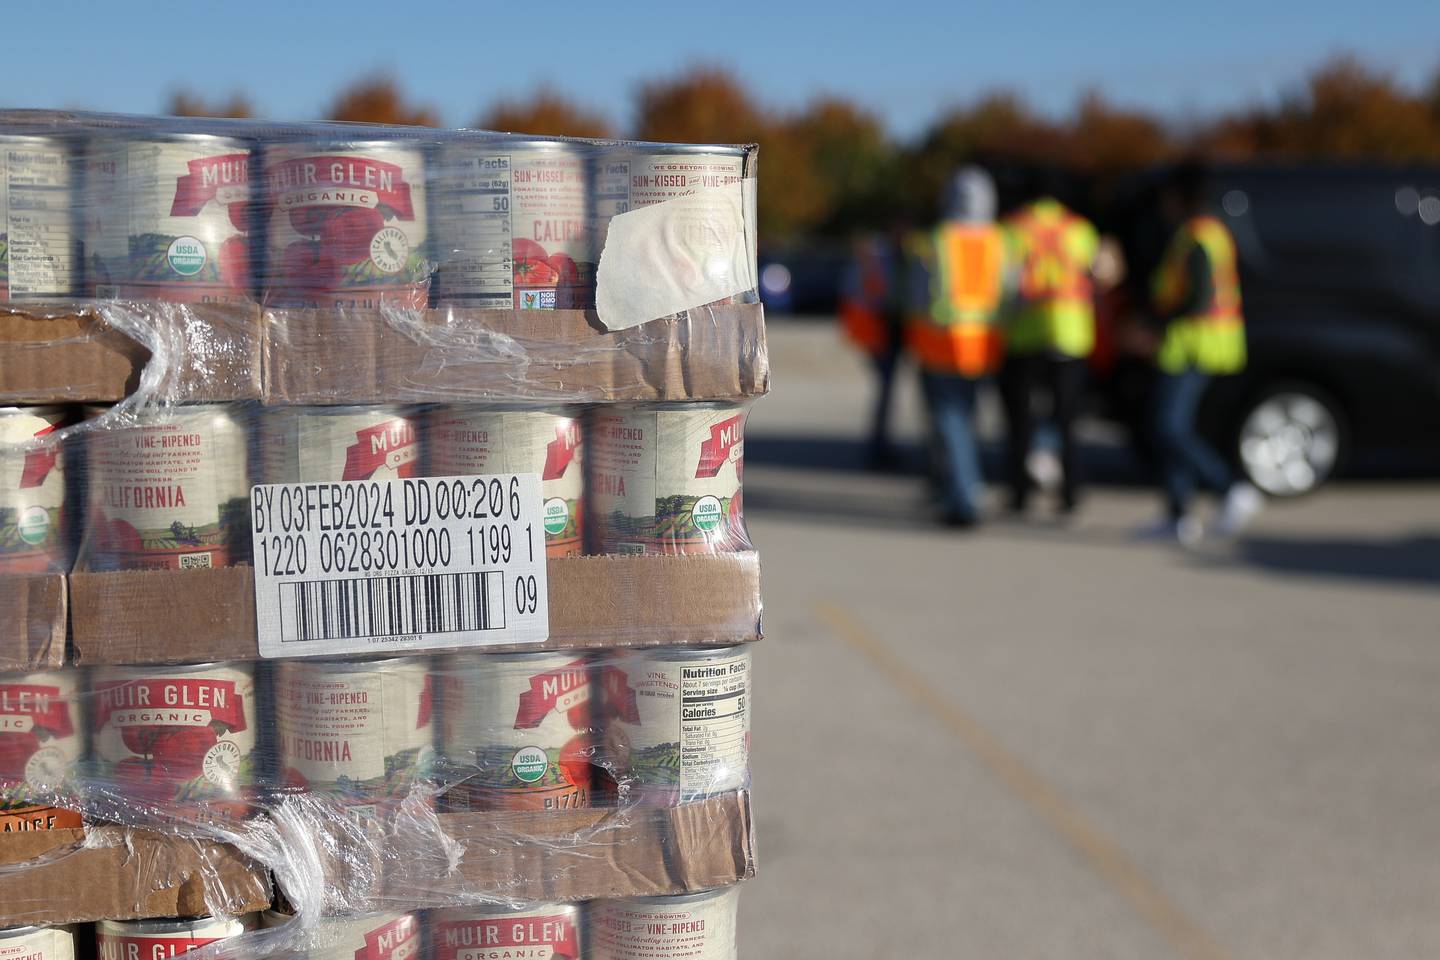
[597,665,640,724]
[170,153,251,217]
[542,420,580,481]
[92,679,247,732]
[514,661,591,729]
[355,915,418,960]
[694,414,743,479]
[18,422,59,489]
[342,419,416,480]
[268,156,416,220]
[434,916,577,957]
[0,683,74,737]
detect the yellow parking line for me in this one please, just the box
[814,601,1233,960]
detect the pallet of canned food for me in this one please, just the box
[0,110,763,960]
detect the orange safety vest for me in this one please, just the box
[1003,198,1098,358]
[839,238,896,357]
[905,222,1006,377]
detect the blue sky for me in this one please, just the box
[7,0,1436,136]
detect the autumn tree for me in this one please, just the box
[167,92,253,119]
[328,76,438,126]
[479,90,612,138]
[788,98,899,234]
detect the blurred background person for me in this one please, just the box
[998,172,1100,517]
[839,228,908,469]
[1140,159,1262,542]
[906,167,1008,527]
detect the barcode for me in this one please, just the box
[278,572,506,643]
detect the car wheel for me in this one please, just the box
[1235,383,1345,497]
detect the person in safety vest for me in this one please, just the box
[998,172,1099,515]
[1141,160,1261,542]
[905,166,1007,526]
[839,229,907,468]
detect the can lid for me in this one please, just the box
[626,644,748,663]
[0,405,67,419]
[615,886,736,907]
[97,915,248,937]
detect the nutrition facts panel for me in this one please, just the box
[4,144,75,298]
[436,153,513,308]
[679,652,749,794]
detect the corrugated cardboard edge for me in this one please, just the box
[0,304,261,404]
[0,574,67,671]
[382,791,754,904]
[70,554,762,665]
[0,825,271,926]
[263,303,768,404]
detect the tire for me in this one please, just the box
[1233,382,1347,497]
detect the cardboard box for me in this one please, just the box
[0,574,66,671]
[65,553,762,666]
[0,303,261,404]
[0,824,272,927]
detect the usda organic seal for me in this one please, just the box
[166,235,207,276]
[511,745,549,783]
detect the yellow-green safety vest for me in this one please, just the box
[1152,215,1246,375]
[1002,198,1099,359]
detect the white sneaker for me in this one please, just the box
[1214,482,1264,538]
[1027,448,1063,493]
[1134,515,1203,546]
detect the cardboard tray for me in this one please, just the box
[64,553,762,666]
[0,302,768,405]
[0,574,67,671]
[0,824,272,927]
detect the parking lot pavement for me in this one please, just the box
[737,320,1440,959]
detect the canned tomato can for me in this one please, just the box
[588,404,748,555]
[0,406,68,574]
[89,662,256,808]
[431,138,593,310]
[600,646,750,804]
[84,133,256,302]
[430,903,581,960]
[0,134,79,301]
[96,915,254,960]
[261,910,418,960]
[0,925,77,960]
[588,888,739,960]
[426,407,583,557]
[274,657,434,811]
[0,669,81,806]
[439,651,592,811]
[261,406,420,483]
[83,404,249,571]
[262,140,428,310]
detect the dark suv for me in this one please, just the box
[1112,164,1440,495]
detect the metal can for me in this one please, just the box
[431,138,593,310]
[83,404,249,571]
[0,134,79,301]
[84,133,256,302]
[588,404,748,555]
[430,903,581,960]
[439,651,592,811]
[600,646,750,804]
[89,662,256,809]
[0,669,81,810]
[426,407,583,558]
[0,925,77,960]
[0,406,67,574]
[588,888,739,960]
[274,657,434,814]
[96,916,254,960]
[261,406,420,483]
[262,140,428,310]
[261,910,418,960]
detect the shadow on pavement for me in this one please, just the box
[1237,534,1440,587]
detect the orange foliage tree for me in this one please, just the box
[328,76,438,126]
[167,93,253,119]
[479,90,612,138]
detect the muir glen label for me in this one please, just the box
[89,664,256,806]
[440,652,592,812]
[85,405,249,571]
[429,904,580,960]
[0,669,81,809]
[589,405,748,555]
[0,406,67,573]
[0,925,77,960]
[263,144,429,310]
[85,136,257,302]
[426,408,583,557]
[263,406,419,483]
[265,912,419,960]
[275,658,434,806]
